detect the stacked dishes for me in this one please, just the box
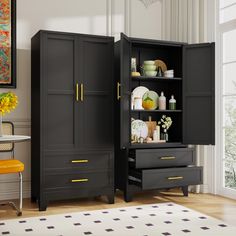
[164,69,174,78]
[142,61,157,77]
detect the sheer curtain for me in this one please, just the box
[162,0,215,194]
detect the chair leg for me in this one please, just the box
[18,172,23,215]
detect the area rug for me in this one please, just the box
[0,202,235,236]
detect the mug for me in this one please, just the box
[133,97,143,110]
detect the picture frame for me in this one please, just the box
[0,0,16,88]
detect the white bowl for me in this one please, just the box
[143,60,155,65]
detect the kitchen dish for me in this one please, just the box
[142,90,159,110]
[132,86,149,110]
[144,71,157,77]
[143,65,156,71]
[143,60,155,65]
[131,119,148,139]
[154,59,167,73]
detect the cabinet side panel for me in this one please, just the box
[31,32,41,199]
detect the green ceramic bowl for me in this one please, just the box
[143,60,155,65]
[145,71,157,77]
[143,65,156,71]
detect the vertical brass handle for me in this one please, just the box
[76,83,79,102]
[117,82,121,100]
[80,84,84,101]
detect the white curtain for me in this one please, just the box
[162,0,215,194]
[162,0,207,43]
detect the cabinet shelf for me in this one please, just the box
[130,142,185,149]
[132,76,182,81]
[131,109,182,113]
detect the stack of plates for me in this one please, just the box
[164,69,174,78]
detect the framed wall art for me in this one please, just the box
[0,0,16,88]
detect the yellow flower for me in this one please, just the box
[0,92,18,115]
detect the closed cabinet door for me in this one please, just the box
[76,35,114,150]
[42,32,78,151]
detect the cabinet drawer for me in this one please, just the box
[129,167,202,190]
[44,170,112,189]
[129,148,195,168]
[44,152,113,170]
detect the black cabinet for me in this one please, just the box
[115,33,214,201]
[31,30,114,210]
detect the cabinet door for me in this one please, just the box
[77,35,114,150]
[42,32,78,150]
[183,43,215,145]
[119,33,131,149]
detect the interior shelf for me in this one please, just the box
[131,109,182,113]
[130,142,186,149]
[131,76,182,81]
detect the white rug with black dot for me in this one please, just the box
[0,202,235,236]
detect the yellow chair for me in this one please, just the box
[0,122,24,216]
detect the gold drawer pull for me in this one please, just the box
[160,156,176,160]
[117,82,121,100]
[167,176,183,180]
[71,178,88,183]
[71,160,88,163]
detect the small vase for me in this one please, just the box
[0,113,2,137]
[161,132,168,141]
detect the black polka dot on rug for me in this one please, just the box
[84,232,92,235]
[47,226,55,229]
[94,220,101,223]
[162,232,171,235]
[164,221,172,224]
[0,223,5,226]
[105,229,114,232]
[182,229,191,233]
[201,227,209,230]
[126,226,134,229]
[25,229,33,232]
[182,218,190,221]
[2,232,10,235]
[218,224,228,227]
[146,223,153,227]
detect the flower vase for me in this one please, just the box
[0,113,2,137]
[161,132,168,142]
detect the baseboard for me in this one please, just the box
[0,180,31,200]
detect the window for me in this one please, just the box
[218,0,236,198]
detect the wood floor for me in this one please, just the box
[1,189,236,226]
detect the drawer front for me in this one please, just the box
[129,148,195,168]
[44,151,113,171]
[129,167,202,190]
[44,170,112,189]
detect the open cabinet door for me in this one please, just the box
[183,43,215,145]
[119,33,131,149]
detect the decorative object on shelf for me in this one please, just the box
[0,92,18,136]
[133,97,143,110]
[131,58,137,72]
[142,60,157,77]
[131,119,148,143]
[145,116,157,138]
[159,91,166,110]
[169,95,176,110]
[153,125,160,142]
[132,86,149,109]
[131,71,141,77]
[139,0,159,8]
[154,59,167,73]
[0,0,16,88]
[164,69,174,78]
[142,90,159,110]
[157,66,163,77]
[158,115,172,142]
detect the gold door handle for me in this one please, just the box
[167,176,183,180]
[117,82,121,100]
[76,83,79,102]
[71,160,88,163]
[71,178,88,183]
[160,156,176,160]
[80,83,84,101]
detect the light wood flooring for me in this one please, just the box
[1,189,236,225]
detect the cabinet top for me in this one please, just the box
[32,30,114,40]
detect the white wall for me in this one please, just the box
[0,0,162,200]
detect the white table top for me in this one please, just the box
[0,135,31,143]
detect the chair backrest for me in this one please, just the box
[0,122,14,152]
